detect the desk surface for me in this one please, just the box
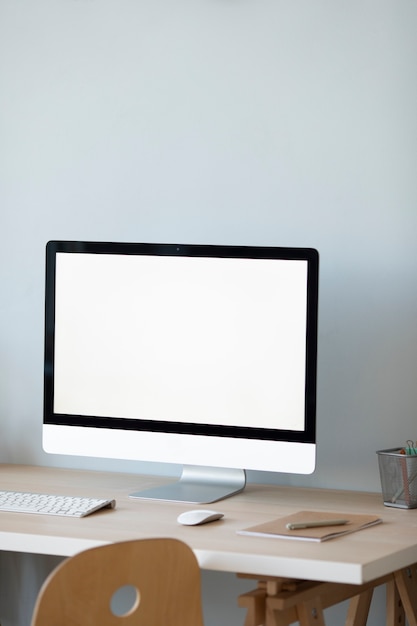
[1,464,417,585]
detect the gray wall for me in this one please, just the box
[1,1,416,624]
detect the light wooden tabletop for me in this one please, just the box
[1,464,416,585]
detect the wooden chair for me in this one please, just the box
[30,537,205,626]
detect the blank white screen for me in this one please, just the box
[54,253,308,431]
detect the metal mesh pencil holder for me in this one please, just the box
[377,448,417,509]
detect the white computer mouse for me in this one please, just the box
[177,509,224,526]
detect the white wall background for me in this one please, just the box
[1,1,416,624]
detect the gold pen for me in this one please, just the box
[286,519,349,530]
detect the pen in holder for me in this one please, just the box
[376,448,417,509]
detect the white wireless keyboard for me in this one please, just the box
[0,490,116,518]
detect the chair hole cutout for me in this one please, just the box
[110,584,140,617]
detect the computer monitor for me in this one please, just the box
[43,241,319,503]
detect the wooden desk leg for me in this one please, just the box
[345,589,373,626]
[238,573,395,626]
[394,565,417,626]
[239,579,302,626]
[265,582,327,626]
[295,596,326,626]
[386,578,405,626]
[238,583,267,626]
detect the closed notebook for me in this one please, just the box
[237,510,382,542]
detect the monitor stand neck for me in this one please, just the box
[129,465,246,504]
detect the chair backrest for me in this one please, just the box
[30,537,205,626]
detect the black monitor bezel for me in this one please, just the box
[44,241,318,444]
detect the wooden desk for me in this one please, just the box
[1,464,416,626]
